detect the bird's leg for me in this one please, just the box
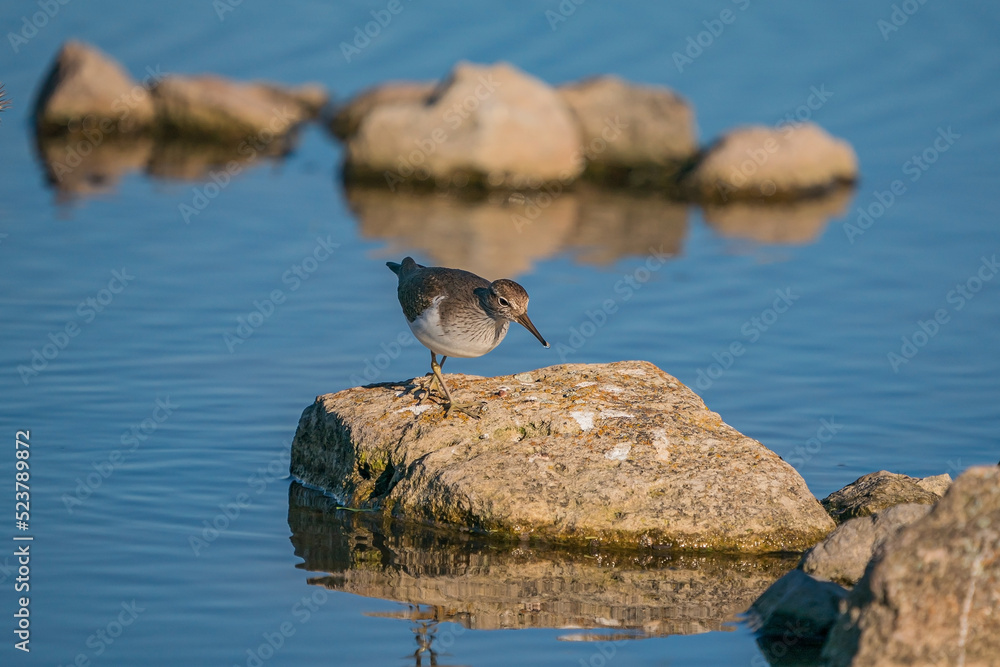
[429,353,480,419]
[416,353,445,404]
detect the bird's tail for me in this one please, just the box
[386,261,402,275]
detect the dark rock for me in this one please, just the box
[821,470,950,523]
[822,466,1000,667]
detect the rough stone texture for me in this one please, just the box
[798,503,932,586]
[33,40,156,134]
[152,75,326,142]
[682,123,858,201]
[330,80,435,140]
[344,61,584,189]
[557,75,697,183]
[822,466,1000,667]
[746,569,848,643]
[289,481,798,636]
[290,361,835,552]
[822,470,950,523]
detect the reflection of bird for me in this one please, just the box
[387,257,548,417]
[0,84,11,122]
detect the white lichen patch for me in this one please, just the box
[522,395,540,402]
[605,443,632,461]
[599,384,623,393]
[570,410,594,431]
[397,404,433,415]
[652,429,671,462]
[575,381,597,388]
[599,409,634,419]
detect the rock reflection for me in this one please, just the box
[345,184,688,277]
[33,130,294,200]
[287,482,795,640]
[701,187,853,245]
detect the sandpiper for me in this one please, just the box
[387,257,549,417]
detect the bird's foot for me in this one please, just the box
[442,400,482,419]
[413,373,441,405]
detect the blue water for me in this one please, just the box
[1,1,999,665]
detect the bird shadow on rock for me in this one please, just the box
[287,482,799,640]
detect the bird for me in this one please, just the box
[387,257,549,417]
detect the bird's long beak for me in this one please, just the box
[516,313,549,348]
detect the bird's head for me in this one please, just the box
[479,279,549,348]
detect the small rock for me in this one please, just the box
[682,123,858,201]
[822,466,1000,667]
[344,61,584,189]
[821,470,946,523]
[329,80,435,140]
[557,75,697,185]
[33,40,156,135]
[915,472,952,496]
[747,569,848,643]
[151,75,327,142]
[798,503,931,585]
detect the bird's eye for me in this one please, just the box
[498,297,510,307]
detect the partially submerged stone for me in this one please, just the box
[823,466,1000,667]
[330,80,435,140]
[343,61,584,190]
[798,503,931,585]
[557,75,697,186]
[151,75,326,142]
[33,40,156,135]
[821,470,950,523]
[682,123,857,201]
[290,361,835,552]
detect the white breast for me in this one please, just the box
[407,295,505,358]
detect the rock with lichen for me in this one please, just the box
[290,360,835,552]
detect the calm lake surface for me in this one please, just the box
[1,1,998,665]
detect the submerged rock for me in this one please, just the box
[822,466,1000,667]
[798,503,931,586]
[821,470,950,523]
[682,123,857,201]
[557,75,697,186]
[290,361,834,552]
[33,40,156,135]
[343,61,584,190]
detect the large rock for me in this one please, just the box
[33,40,156,135]
[798,503,932,585]
[557,75,697,185]
[821,470,950,523]
[682,123,857,201]
[151,75,326,142]
[330,80,435,140]
[344,62,584,190]
[822,466,1000,667]
[290,361,835,552]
